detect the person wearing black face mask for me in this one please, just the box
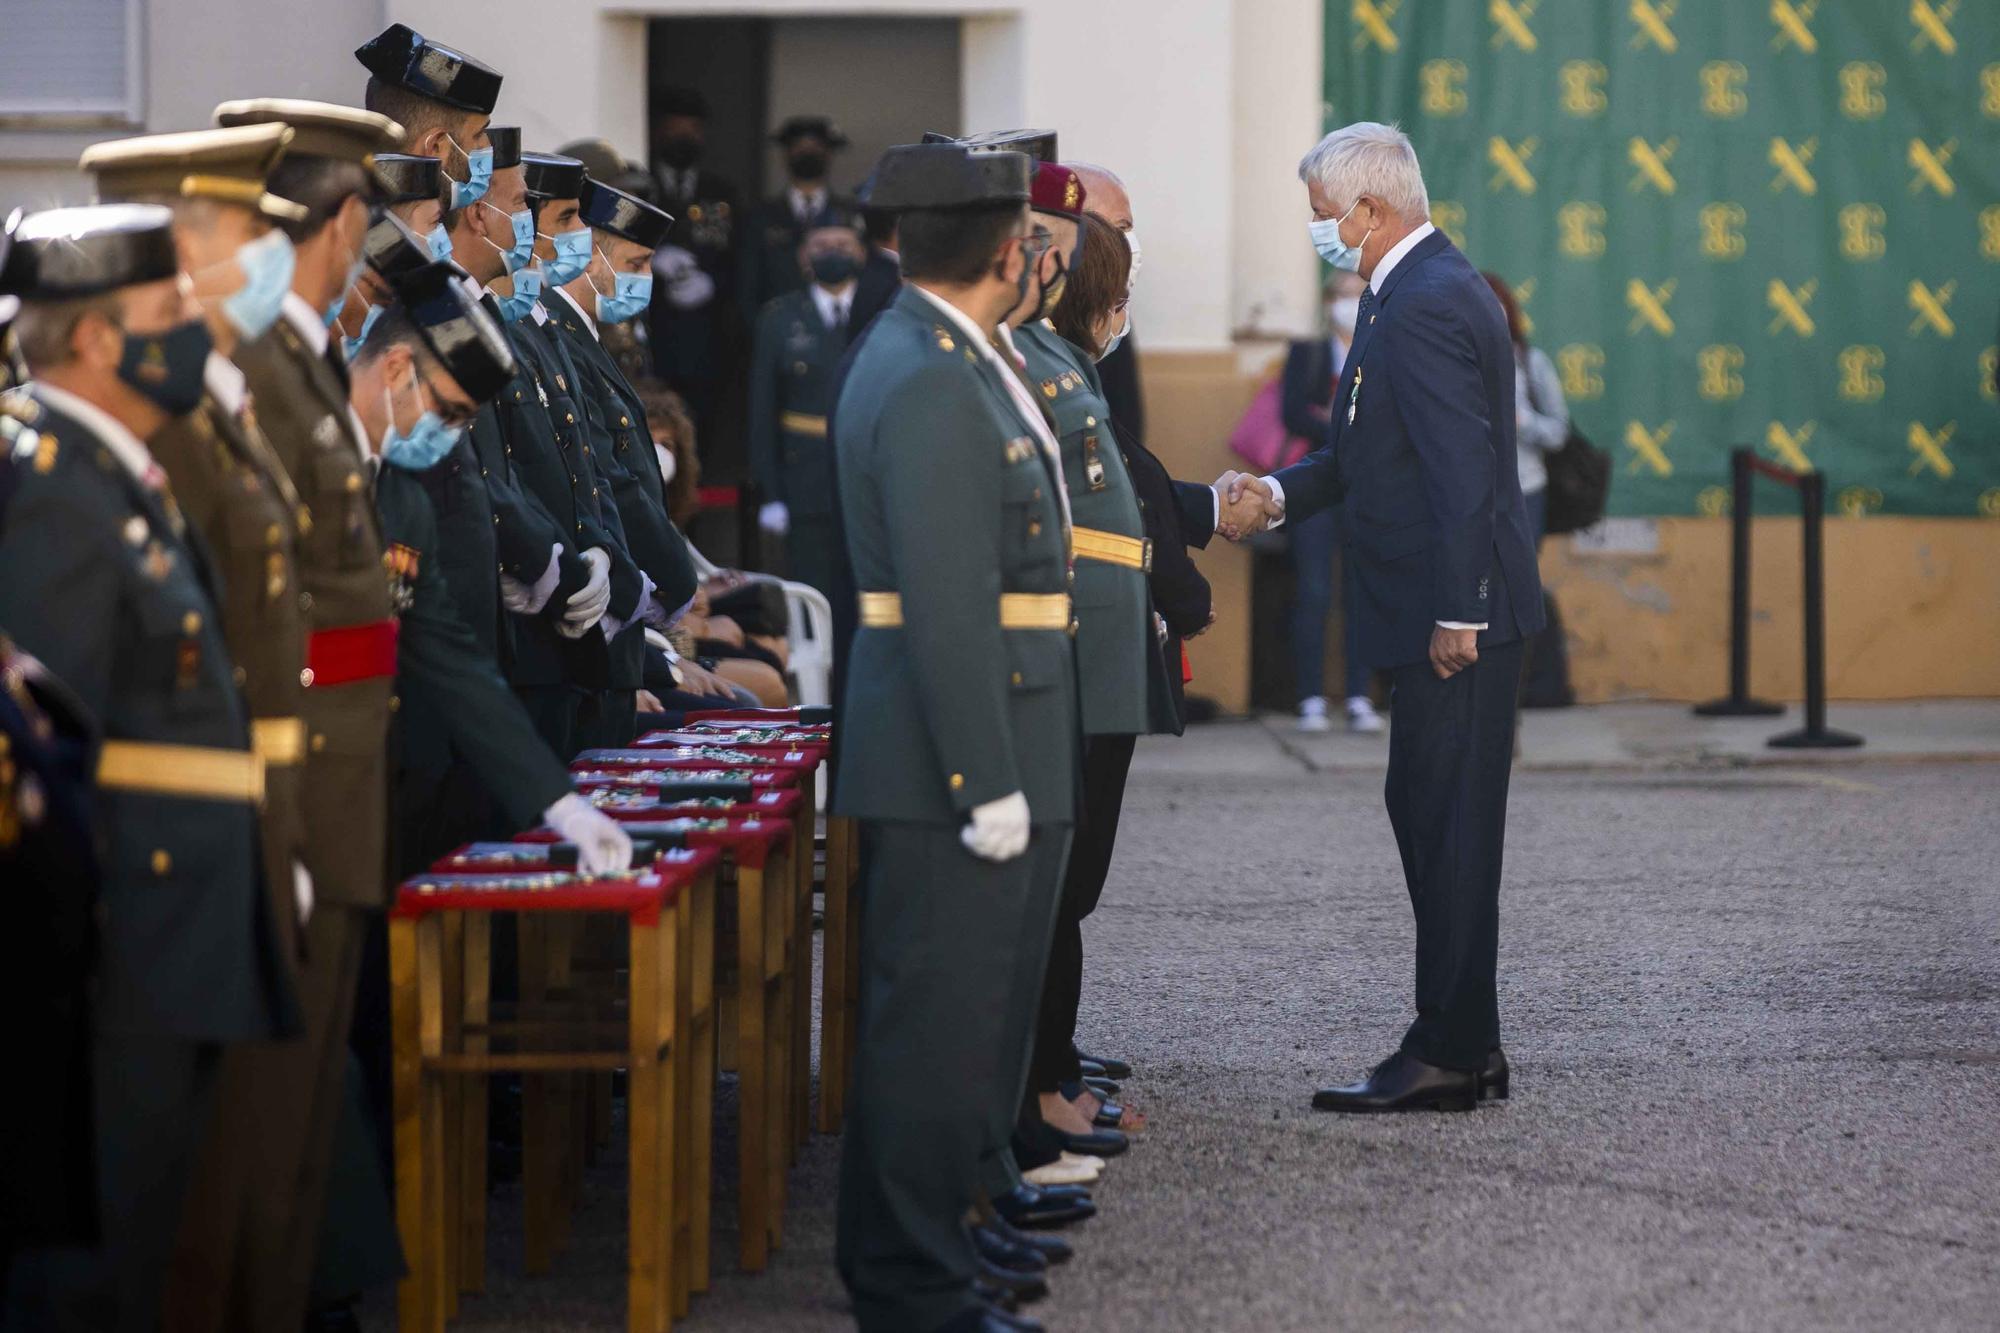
[646,86,742,466]
[0,202,297,1333]
[740,114,851,324]
[746,209,864,597]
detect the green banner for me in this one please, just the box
[1325,0,2000,517]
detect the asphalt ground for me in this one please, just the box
[366,722,2000,1332]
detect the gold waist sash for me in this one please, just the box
[1070,526,1152,572]
[97,739,265,804]
[857,591,1072,632]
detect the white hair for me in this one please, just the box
[1297,121,1430,220]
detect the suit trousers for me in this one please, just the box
[1385,639,1524,1071]
[1027,733,1136,1091]
[836,822,1070,1333]
[513,684,581,764]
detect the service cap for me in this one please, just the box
[923,128,1059,165]
[578,179,674,251]
[213,99,402,192]
[0,203,181,301]
[772,115,848,149]
[522,152,586,204]
[80,124,307,225]
[353,23,503,116]
[867,144,1030,213]
[363,212,432,282]
[486,126,521,172]
[385,260,516,403]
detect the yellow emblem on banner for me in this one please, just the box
[1769,137,1817,193]
[1512,279,1536,338]
[1837,346,1886,402]
[1556,345,1605,399]
[1764,421,1816,472]
[1698,203,1746,260]
[1836,487,1884,517]
[1909,0,1957,56]
[1981,348,1998,401]
[1625,278,1676,336]
[1560,61,1609,116]
[1699,61,1748,118]
[1839,62,1887,119]
[1353,0,1400,51]
[1981,206,2000,260]
[1770,0,1818,53]
[1430,201,1467,248]
[1420,59,1468,116]
[1907,421,1955,478]
[1490,0,1537,51]
[1697,345,1745,401]
[1696,486,1731,518]
[1978,490,2000,518]
[1623,420,1675,476]
[1908,139,1955,196]
[1907,280,1955,337]
[1983,65,2000,117]
[1629,137,1677,194]
[1837,204,1886,260]
[1488,137,1538,193]
[1558,202,1607,259]
[1630,0,1678,52]
[1767,279,1817,336]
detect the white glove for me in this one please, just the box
[759,501,790,536]
[560,547,612,638]
[654,245,716,310]
[501,544,564,615]
[542,792,634,876]
[960,791,1030,863]
[292,860,314,926]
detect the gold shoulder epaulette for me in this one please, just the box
[932,324,956,353]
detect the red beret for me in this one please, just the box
[1030,162,1086,219]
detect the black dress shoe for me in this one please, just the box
[1076,1049,1132,1079]
[1082,1074,1122,1097]
[972,1279,1020,1314]
[1057,1079,1128,1128]
[1053,1125,1128,1158]
[1481,1047,1509,1102]
[994,1183,1096,1230]
[986,1212,1073,1265]
[1311,1051,1479,1113]
[971,1222,1049,1275]
[977,1255,1049,1302]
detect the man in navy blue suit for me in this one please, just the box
[1222,122,1543,1113]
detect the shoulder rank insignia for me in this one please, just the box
[313,415,342,448]
[29,433,54,473]
[934,325,955,353]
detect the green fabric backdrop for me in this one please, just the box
[1324,0,1999,516]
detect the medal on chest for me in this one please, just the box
[1348,368,1363,426]
[383,543,421,614]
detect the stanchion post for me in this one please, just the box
[1769,471,1864,749]
[1695,447,1783,717]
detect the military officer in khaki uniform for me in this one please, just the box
[78,125,329,1331]
[206,97,408,1322]
[0,203,294,1333]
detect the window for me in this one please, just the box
[0,0,143,126]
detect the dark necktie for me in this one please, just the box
[1357,285,1376,325]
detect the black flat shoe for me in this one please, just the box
[971,1222,1049,1276]
[1311,1051,1479,1113]
[1082,1075,1122,1097]
[1053,1126,1128,1158]
[1481,1047,1509,1102]
[994,1183,1096,1230]
[1076,1050,1132,1079]
[972,1279,1020,1315]
[986,1212,1073,1265]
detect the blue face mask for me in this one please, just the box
[340,302,384,361]
[483,203,537,274]
[381,364,463,471]
[219,230,294,340]
[426,223,454,262]
[540,225,591,286]
[1309,201,1365,273]
[323,293,346,328]
[591,250,654,324]
[493,266,543,323]
[446,138,493,210]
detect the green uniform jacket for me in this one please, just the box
[749,287,847,595]
[375,462,574,831]
[1013,322,1157,736]
[833,287,1079,826]
[150,379,309,969]
[236,315,395,910]
[0,390,292,1041]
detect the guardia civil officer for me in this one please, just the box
[0,202,292,1333]
[831,142,1078,1333]
[747,203,864,596]
[741,115,851,320]
[332,153,447,357]
[79,125,331,1331]
[647,85,740,444]
[354,22,502,211]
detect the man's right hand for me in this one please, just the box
[758,502,790,536]
[559,547,612,637]
[1214,471,1283,541]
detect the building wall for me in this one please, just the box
[764,17,961,197]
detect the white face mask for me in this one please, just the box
[1123,226,1143,287]
[1329,296,1361,333]
[654,440,677,485]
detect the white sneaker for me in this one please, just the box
[1297,696,1332,734]
[1346,696,1385,734]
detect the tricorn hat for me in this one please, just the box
[354,23,503,116]
[867,144,1030,212]
[0,203,181,301]
[386,260,517,403]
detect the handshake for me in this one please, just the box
[1213,471,1284,542]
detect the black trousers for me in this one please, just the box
[835,822,1069,1333]
[1027,733,1136,1091]
[1385,639,1524,1071]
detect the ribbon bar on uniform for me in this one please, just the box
[1070,526,1152,573]
[97,739,265,804]
[305,619,399,688]
[780,411,828,438]
[858,591,1071,632]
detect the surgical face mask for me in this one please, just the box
[1098,306,1131,361]
[1123,227,1143,287]
[1329,296,1361,334]
[1035,251,1068,322]
[482,202,537,273]
[217,230,295,340]
[788,148,828,182]
[589,250,654,324]
[341,302,384,360]
[324,239,368,327]
[657,137,701,171]
[494,266,543,323]
[381,363,463,470]
[426,223,454,262]
[117,316,213,416]
[1309,201,1365,272]
[540,225,592,286]
[445,136,493,210]
[809,253,859,286]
